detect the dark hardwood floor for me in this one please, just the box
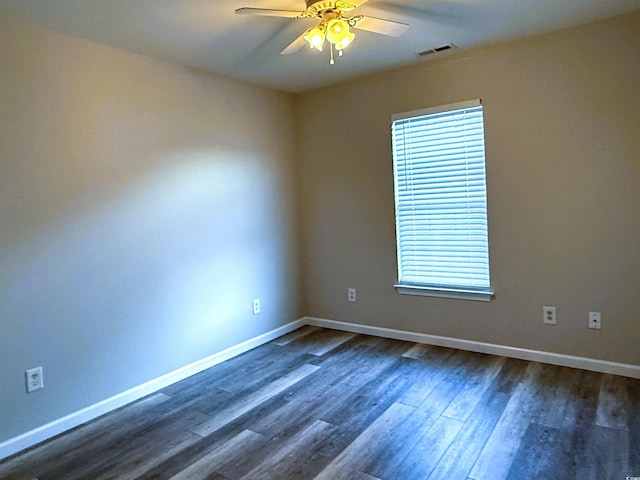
[1,326,638,479]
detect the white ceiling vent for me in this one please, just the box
[416,44,457,57]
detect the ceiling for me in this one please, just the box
[2,0,640,92]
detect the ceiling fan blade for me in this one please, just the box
[281,32,308,55]
[235,7,301,18]
[352,16,409,37]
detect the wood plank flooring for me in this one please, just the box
[1,326,638,480]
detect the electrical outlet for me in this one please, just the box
[25,366,44,393]
[589,312,601,329]
[252,298,261,315]
[348,288,356,302]
[543,306,556,325]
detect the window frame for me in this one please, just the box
[391,99,494,302]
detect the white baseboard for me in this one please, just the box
[4,315,638,461]
[0,318,305,461]
[304,316,640,379]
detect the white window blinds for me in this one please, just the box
[392,99,492,295]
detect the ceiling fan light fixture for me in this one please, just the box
[334,29,355,50]
[304,25,326,50]
[237,1,411,64]
[325,18,354,49]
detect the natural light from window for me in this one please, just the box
[391,99,493,301]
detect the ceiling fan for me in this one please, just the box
[236,0,409,64]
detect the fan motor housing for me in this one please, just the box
[305,1,340,16]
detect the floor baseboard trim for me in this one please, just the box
[0,318,305,461]
[303,316,640,379]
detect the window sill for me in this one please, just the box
[394,284,494,302]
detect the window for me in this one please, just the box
[391,99,493,301]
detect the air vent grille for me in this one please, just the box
[417,44,456,57]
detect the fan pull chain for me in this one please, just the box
[330,44,335,65]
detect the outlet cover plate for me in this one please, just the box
[348,288,356,302]
[543,306,556,325]
[25,366,43,393]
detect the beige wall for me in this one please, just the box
[0,14,301,443]
[297,11,640,365]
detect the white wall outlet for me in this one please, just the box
[543,306,556,325]
[348,288,356,302]
[25,366,44,393]
[252,299,261,315]
[589,311,601,329]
